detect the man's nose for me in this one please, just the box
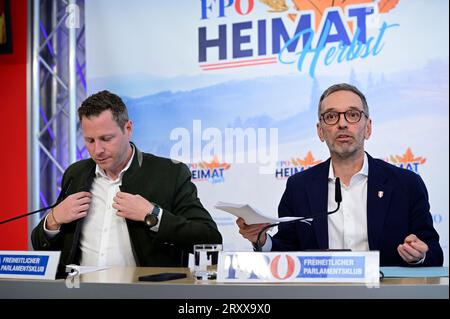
[93,141,104,155]
[337,113,348,128]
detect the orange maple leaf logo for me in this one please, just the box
[290,0,373,30]
[293,151,322,167]
[287,0,400,30]
[198,156,231,170]
[390,148,426,165]
[378,0,399,13]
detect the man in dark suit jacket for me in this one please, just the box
[32,90,222,267]
[237,83,443,267]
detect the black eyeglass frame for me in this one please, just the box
[320,109,368,125]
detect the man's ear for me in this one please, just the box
[124,120,133,136]
[364,118,372,140]
[317,122,325,142]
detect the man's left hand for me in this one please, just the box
[113,191,153,222]
[397,234,428,264]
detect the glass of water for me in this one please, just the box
[193,244,222,280]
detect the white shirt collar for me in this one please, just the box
[95,144,135,181]
[328,152,369,181]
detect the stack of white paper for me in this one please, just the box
[214,201,306,225]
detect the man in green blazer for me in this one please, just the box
[32,90,222,267]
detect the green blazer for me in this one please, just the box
[31,145,222,267]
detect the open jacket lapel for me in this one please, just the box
[120,143,143,191]
[68,163,96,264]
[307,159,330,249]
[366,154,393,250]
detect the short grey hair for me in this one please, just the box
[318,83,369,119]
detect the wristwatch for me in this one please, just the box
[144,204,161,227]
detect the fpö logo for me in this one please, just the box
[385,148,426,174]
[275,151,321,179]
[188,156,231,184]
[198,0,400,77]
[222,252,366,281]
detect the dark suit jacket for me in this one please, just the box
[31,144,222,267]
[272,153,443,266]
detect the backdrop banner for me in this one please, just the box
[85,0,448,264]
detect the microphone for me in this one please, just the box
[255,177,342,251]
[335,176,342,203]
[0,177,74,225]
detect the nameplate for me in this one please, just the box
[217,251,379,284]
[0,251,61,280]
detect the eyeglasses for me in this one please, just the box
[320,109,368,125]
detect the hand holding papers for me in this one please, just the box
[215,201,313,251]
[215,178,342,225]
[214,201,310,225]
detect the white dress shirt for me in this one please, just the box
[261,154,370,252]
[78,148,137,267]
[44,146,162,266]
[327,153,369,251]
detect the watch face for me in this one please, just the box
[145,212,158,227]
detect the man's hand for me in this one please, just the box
[397,234,428,263]
[236,217,270,245]
[113,192,152,222]
[46,192,92,230]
